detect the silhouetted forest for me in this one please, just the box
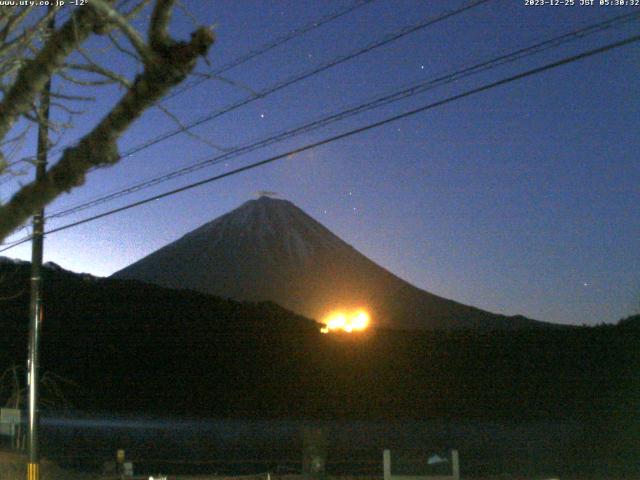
[1,260,637,424]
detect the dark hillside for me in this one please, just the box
[0,259,637,424]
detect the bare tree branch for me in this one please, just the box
[107,30,142,62]
[51,102,85,115]
[0,6,32,43]
[193,71,260,97]
[156,102,227,152]
[0,126,31,166]
[58,70,117,87]
[50,90,96,102]
[0,6,101,144]
[176,0,199,30]
[0,21,215,241]
[75,45,133,87]
[0,6,35,50]
[123,0,154,20]
[89,0,155,64]
[149,0,175,49]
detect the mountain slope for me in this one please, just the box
[113,196,548,330]
[1,259,636,479]
[0,258,634,421]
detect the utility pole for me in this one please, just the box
[27,7,55,480]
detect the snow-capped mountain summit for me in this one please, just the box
[113,196,546,330]
[178,196,342,263]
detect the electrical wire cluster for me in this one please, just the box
[1,0,638,252]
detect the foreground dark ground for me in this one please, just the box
[2,455,639,480]
[0,260,639,477]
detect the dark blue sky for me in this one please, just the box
[4,0,640,325]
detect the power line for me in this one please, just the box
[2,33,637,253]
[6,0,376,169]
[5,0,488,208]
[44,11,640,221]
[164,0,378,101]
[38,0,492,215]
[106,0,493,160]
[26,0,492,218]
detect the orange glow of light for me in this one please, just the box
[320,309,370,334]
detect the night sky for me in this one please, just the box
[3,0,639,326]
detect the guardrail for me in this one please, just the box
[383,450,459,480]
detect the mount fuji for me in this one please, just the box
[112,196,548,330]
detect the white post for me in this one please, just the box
[451,450,460,480]
[383,449,392,480]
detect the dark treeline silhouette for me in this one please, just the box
[2,259,639,477]
[1,259,637,423]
